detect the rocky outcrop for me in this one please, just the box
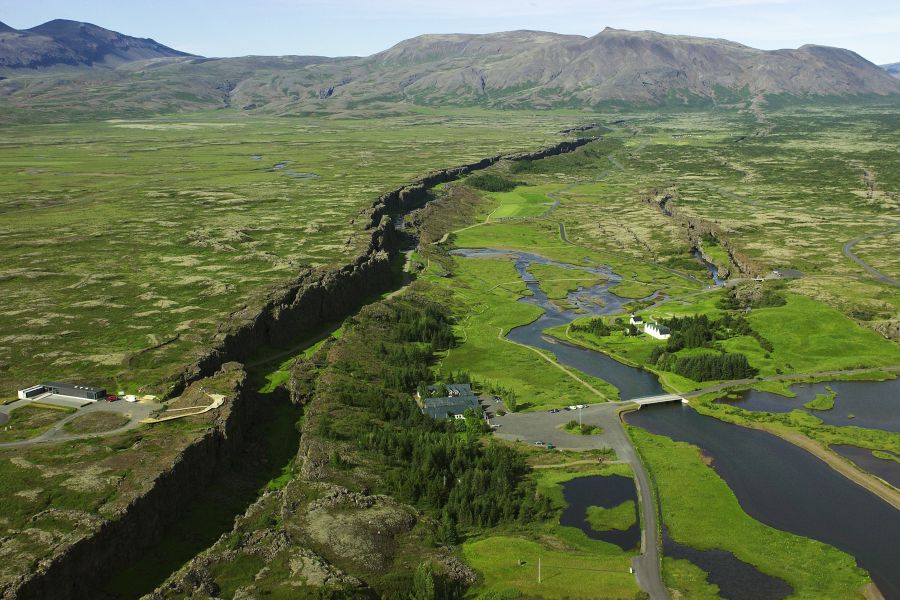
[643,187,760,277]
[168,136,595,398]
[872,319,900,340]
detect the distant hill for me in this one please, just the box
[0,19,192,69]
[0,22,897,122]
[325,29,899,108]
[883,63,900,78]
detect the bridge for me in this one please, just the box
[626,393,687,406]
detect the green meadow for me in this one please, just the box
[464,465,641,599]
[0,110,580,397]
[487,186,556,219]
[558,289,900,391]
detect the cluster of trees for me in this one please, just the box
[365,427,550,528]
[571,317,611,337]
[571,316,641,338]
[318,292,550,544]
[389,303,458,351]
[465,173,522,192]
[651,313,761,357]
[654,350,757,381]
[646,313,760,381]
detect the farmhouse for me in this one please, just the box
[17,382,107,402]
[422,383,480,420]
[629,314,644,326]
[644,323,671,340]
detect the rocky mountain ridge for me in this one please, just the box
[0,19,192,69]
[0,21,897,120]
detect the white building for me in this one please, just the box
[629,314,644,326]
[644,322,671,340]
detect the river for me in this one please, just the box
[720,378,900,433]
[626,403,900,599]
[451,248,665,399]
[452,248,900,599]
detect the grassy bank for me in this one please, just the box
[629,426,870,598]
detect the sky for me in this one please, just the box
[1,0,898,64]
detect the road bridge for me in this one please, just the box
[627,393,686,406]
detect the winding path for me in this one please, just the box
[842,221,900,287]
[0,399,162,448]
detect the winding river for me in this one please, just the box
[452,248,664,399]
[453,248,900,599]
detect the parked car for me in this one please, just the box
[105,395,118,402]
[547,443,556,450]
[567,405,577,410]
[575,404,586,409]
[548,408,561,413]
[534,441,545,446]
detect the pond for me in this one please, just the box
[719,378,900,433]
[558,475,640,551]
[830,444,900,489]
[662,526,792,600]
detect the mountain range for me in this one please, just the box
[0,19,897,122]
[0,19,191,69]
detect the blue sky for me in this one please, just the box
[1,0,897,64]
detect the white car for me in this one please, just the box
[575,404,586,409]
[567,405,577,411]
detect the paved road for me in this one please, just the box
[494,403,669,600]
[842,221,900,287]
[0,398,161,448]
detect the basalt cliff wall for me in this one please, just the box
[5,366,250,600]
[643,187,760,278]
[168,136,594,397]
[4,135,594,600]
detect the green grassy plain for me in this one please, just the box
[0,110,581,397]
[487,186,556,219]
[433,254,620,407]
[463,535,637,600]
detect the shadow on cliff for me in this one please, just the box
[95,389,302,600]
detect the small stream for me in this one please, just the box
[692,249,726,286]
